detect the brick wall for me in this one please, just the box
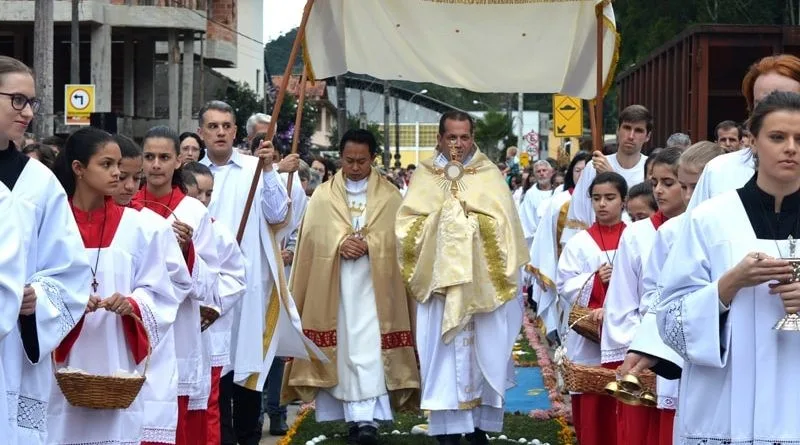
[207,0,237,45]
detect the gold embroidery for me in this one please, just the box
[565,218,588,231]
[525,264,556,291]
[243,285,281,391]
[401,216,427,286]
[458,398,482,409]
[475,214,516,302]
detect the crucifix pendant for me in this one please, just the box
[91,277,99,294]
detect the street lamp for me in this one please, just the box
[409,88,428,103]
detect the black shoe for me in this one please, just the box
[268,414,288,436]
[357,425,379,445]
[435,434,461,445]
[346,424,360,444]
[465,428,490,445]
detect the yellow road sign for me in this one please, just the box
[552,94,583,138]
[519,151,530,168]
[65,84,95,126]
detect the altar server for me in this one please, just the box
[601,147,685,445]
[112,134,188,445]
[0,55,92,445]
[657,91,800,444]
[556,172,628,445]
[182,161,247,445]
[49,127,176,445]
[133,126,221,445]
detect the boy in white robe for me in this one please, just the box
[561,105,652,246]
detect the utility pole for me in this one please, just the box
[383,80,390,168]
[71,0,80,84]
[33,0,54,138]
[517,92,524,155]
[394,95,400,168]
[335,75,347,139]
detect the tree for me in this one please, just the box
[272,93,319,161]
[328,113,385,152]
[474,110,515,162]
[224,81,261,143]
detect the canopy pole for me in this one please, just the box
[286,66,309,197]
[235,0,316,244]
[593,7,605,153]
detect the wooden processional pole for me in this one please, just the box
[286,67,309,197]
[235,0,316,244]
[593,6,605,153]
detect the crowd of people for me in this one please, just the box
[2,49,800,445]
[519,53,800,445]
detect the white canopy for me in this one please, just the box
[304,0,619,99]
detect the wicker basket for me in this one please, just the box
[559,290,656,396]
[567,273,602,343]
[568,306,601,343]
[200,305,221,332]
[54,313,150,410]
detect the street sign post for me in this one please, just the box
[552,94,583,138]
[65,84,95,126]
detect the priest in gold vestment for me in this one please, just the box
[396,111,527,445]
[283,129,420,445]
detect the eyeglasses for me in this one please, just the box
[0,92,41,113]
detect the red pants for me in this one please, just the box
[175,395,208,445]
[206,366,222,445]
[571,393,618,445]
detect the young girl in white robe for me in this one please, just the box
[601,147,685,445]
[556,171,629,445]
[182,161,247,445]
[49,127,176,445]
[133,126,221,445]
[527,152,590,342]
[657,91,800,444]
[113,134,192,445]
[619,141,726,445]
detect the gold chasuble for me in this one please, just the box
[282,169,420,411]
[396,149,528,344]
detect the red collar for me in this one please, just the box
[650,210,669,230]
[132,186,186,219]
[70,197,125,248]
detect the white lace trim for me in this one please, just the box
[17,395,47,432]
[210,353,229,367]
[601,347,627,364]
[188,397,208,410]
[32,276,75,337]
[141,427,176,444]
[658,395,677,410]
[663,299,688,358]
[137,299,161,347]
[680,437,800,444]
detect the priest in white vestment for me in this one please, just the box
[657,92,800,444]
[284,129,419,445]
[397,112,527,445]
[561,105,651,246]
[196,101,319,445]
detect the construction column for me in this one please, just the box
[168,30,180,131]
[91,24,112,113]
[181,33,195,132]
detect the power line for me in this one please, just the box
[166,0,267,47]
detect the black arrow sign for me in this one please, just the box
[556,125,566,134]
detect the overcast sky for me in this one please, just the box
[263,0,305,43]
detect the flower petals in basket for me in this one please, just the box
[54,313,150,410]
[568,306,601,343]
